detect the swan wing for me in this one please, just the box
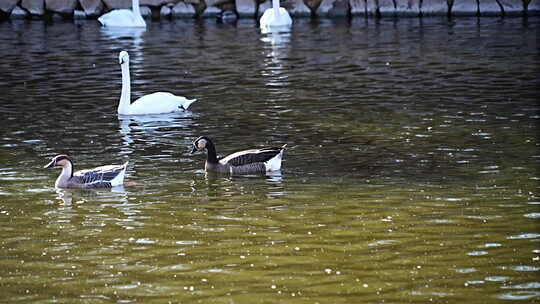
[98,9,145,27]
[128,92,196,115]
[260,8,292,29]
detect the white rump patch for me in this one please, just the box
[264,149,284,171]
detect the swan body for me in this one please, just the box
[260,0,292,31]
[117,51,196,115]
[98,0,146,27]
[191,136,286,174]
[45,155,128,188]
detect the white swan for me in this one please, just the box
[117,51,196,115]
[98,0,146,28]
[259,0,292,33]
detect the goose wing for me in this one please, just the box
[220,147,284,166]
[73,164,127,188]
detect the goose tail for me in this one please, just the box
[265,145,286,171]
[110,162,128,187]
[180,98,197,111]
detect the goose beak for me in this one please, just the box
[190,146,198,154]
[44,159,56,168]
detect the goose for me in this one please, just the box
[98,0,146,28]
[259,0,292,33]
[190,136,286,174]
[117,51,196,115]
[44,155,128,188]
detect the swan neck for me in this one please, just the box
[272,0,280,16]
[119,63,131,114]
[132,0,141,15]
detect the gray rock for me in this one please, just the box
[284,0,311,16]
[11,6,29,18]
[395,0,419,16]
[0,0,19,14]
[236,0,257,17]
[365,0,377,16]
[378,0,419,16]
[257,0,271,16]
[304,0,322,12]
[79,0,104,17]
[219,9,237,21]
[329,0,349,16]
[103,0,132,9]
[377,0,393,16]
[349,0,366,16]
[205,0,232,6]
[160,4,171,16]
[22,0,46,15]
[478,0,502,16]
[185,0,200,4]
[420,0,448,16]
[498,0,524,15]
[450,0,478,16]
[140,5,152,17]
[317,0,349,17]
[527,0,540,14]
[45,0,79,14]
[201,5,221,17]
[140,0,177,6]
[74,9,86,18]
[172,2,196,17]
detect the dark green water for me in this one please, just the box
[0,17,539,303]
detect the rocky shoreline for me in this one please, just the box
[1,0,539,21]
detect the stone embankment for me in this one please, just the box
[0,0,538,20]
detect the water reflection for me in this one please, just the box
[55,187,128,205]
[99,27,146,54]
[118,112,196,155]
[260,31,292,88]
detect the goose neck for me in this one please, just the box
[56,161,73,187]
[205,141,219,164]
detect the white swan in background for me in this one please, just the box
[98,0,146,28]
[117,51,196,115]
[259,0,292,33]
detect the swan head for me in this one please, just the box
[119,51,130,65]
[191,136,212,154]
[44,154,72,169]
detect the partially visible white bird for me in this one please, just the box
[117,51,196,115]
[98,0,146,28]
[259,0,292,33]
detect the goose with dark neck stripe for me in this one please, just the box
[44,155,128,188]
[190,136,286,174]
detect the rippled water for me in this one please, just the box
[0,17,539,302]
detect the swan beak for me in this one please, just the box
[44,159,56,168]
[190,146,198,154]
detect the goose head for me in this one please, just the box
[44,154,72,169]
[119,51,130,65]
[191,136,212,154]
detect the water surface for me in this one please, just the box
[0,17,539,303]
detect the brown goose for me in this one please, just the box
[44,155,128,188]
[190,136,286,174]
